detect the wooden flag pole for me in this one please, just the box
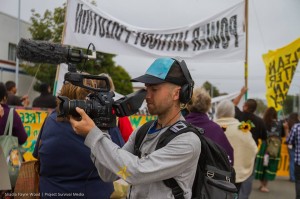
[244,0,249,100]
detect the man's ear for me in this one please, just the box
[173,86,181,101]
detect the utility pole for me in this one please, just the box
[15,0,21,92]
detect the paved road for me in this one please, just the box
[112,176,295,199]
[249,176,295,199]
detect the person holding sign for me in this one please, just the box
[233,86,267,198]
[5,81,29,107]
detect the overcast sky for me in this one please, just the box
[1,0,300,99]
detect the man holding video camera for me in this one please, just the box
[70,57,200,199]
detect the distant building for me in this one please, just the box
[0,11,39,105]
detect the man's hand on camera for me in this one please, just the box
[70,107,96,137]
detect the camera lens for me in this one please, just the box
[68,100,87,117]
[57,94,116,129]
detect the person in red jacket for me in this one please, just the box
[118,116,133,142]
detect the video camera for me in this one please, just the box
[17,38,146,129]
[57,70,146,129]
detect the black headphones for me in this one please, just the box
[172,58,194,104]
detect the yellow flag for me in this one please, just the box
[264,38,300,111]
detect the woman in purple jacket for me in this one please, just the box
[185,87,234,165]
[0,82,27,144]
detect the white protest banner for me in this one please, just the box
[54,63,68,95]
[63,0,245,63]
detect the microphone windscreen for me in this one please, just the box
[17,38,68,64]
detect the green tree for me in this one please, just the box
[202,81,222,97]
[283,95,298,115]
[254,96,298,118]
[22,7,65,91]
[23,4,133,95]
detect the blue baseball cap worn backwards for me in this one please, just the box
[131,57,187,86]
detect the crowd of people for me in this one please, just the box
[0,57,300,199]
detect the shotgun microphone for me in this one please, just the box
[16,38,96,64]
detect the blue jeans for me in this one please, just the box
[238,172,254,199]
[289,148,296,182]
[295,163,300,199]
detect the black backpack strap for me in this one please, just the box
[133,120,155,158]
[155,120,202,150]
[164,178,185,199]
[155,120,203,199]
